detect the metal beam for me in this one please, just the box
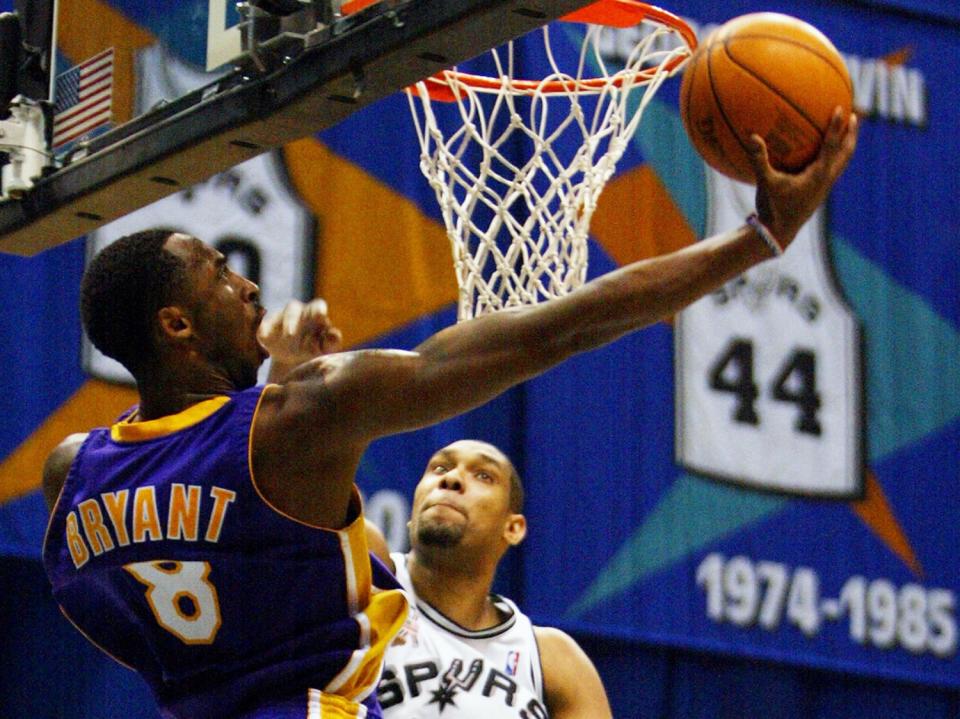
[0,0,598,255]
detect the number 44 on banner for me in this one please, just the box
[675,172,864,498]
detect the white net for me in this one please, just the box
[407,11,693,321]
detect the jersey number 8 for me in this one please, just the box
[125,560,222,644]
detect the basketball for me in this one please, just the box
[679,12,853,184]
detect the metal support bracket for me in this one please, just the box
[0,96,51,200]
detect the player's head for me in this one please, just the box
[409,440,526,559]
[81,230,266,387]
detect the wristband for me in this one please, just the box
[746,213,784,258]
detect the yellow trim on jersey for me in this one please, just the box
[246,384,408,700]
[323,504,408,700]
[324,587,408,701]
[110,396,232,442]
[307,688,368,718]
[248,383,277,504]
[343,512,372,611]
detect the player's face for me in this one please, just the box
[164,234,267,388]
[409,440,522,553]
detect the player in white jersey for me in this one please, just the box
[371,440,612,719]
[380,553,547,718]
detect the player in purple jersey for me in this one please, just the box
[42,112,857,718]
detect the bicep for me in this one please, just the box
[277,349,426,441]
[536,627,612,719]
[274,300,580,449]
[276,345,521,445]
[250,354,429,527]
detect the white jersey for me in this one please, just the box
[378,553,548,719]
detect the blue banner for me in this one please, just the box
[1,0,957,694]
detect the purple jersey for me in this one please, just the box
[43,386,408,719]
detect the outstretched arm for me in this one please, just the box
[252,111,858,527]
[535,626,612,719]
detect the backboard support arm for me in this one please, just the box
[0,0,603,256]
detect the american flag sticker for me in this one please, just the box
[52,48,114,151]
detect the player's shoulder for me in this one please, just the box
[42,433,88,511]
[44,433,88,477]
[532,625,579,653]
[532,625,595,681]
[533,625,612,717]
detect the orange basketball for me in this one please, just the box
[679,12,853,184]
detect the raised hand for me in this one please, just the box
[259,298,343,383]
[750,107,859,252]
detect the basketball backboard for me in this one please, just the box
[0,0,604,256]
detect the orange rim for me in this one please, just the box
[410,0,697,102]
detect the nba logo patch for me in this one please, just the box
[505,650,520,676]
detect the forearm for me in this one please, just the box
[531,223,770,352]
[381,224,771,430]
[277,224,772,447]
[417,223,769,375]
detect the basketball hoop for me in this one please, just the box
[407,0,696,320]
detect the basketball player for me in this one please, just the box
[374,440,611,719]
[41,111,858,719]
[263,307,607,717]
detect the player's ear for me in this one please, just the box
[157,306,194,340]
[503,513,527,546]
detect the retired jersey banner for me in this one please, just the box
[676,180,864,498]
